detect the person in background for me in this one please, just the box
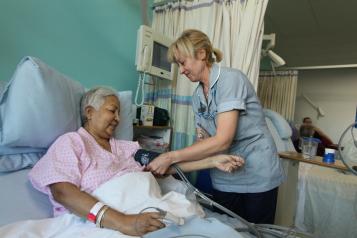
[29,87,244,236]
[299,117,335,155]
[301,117,334,145]
[288,120,301,152]
[147,29,285,224]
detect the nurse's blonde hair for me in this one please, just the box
[167,29,223,67]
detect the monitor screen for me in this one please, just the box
[152,42,171,72]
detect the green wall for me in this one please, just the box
[0,0,152,92]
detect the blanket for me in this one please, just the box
[0,172,205,238]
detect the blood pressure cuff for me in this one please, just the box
[134,149,161,166]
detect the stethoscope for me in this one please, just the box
[198,64,221,117]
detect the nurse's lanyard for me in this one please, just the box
[216,64,221,80]
[209,64,221,96]
[198,64,221,119]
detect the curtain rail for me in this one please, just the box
[153,0,179,8]
[283,64,357,70]
[153,0,194,8]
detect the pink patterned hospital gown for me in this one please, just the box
[29,127,143,216]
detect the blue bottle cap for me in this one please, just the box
[323,153,335,163]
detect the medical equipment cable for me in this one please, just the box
[338,122,357,219]
[256,224,314,238]
[172,164,263,238]
[338,122,357,175]
[139,206,163,214]
[166,235,210,238]
[133,149,312,238]
[172,165,315,238]
[135,72,146,106]
[254,228,283,238]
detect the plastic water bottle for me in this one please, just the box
[301,137,320,159]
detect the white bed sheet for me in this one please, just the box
[0,169,288,238]
[0,172,243,238]
[295,163,357,238]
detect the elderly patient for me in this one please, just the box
[29,86,244,236]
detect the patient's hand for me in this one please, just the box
[116,212,165,236]
[212,154,244,173]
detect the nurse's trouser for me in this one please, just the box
[212,187,278,224]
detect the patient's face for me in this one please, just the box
[87,96,120,139]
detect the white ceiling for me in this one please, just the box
[264,0,357,67]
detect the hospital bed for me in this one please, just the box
[0,57,312,238]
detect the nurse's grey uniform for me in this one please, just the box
[192,64,285,193]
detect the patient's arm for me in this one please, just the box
[50,182,164,236]
[166,154,244,174]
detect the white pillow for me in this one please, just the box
[114,91,133,141]
[0,56,84,148]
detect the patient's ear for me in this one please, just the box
[85,106,94,120]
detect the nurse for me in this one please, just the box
[147,29,285,224]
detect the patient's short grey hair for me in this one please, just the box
[80,86,118,124]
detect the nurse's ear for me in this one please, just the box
[196,48,207,61]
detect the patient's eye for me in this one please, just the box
[107,107,116,113]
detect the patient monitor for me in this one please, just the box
[135,25,175,80]
[134,25,175,106]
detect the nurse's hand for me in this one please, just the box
[147,151,176,175]
[212,154,244,173]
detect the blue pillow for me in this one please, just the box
[0,146,46,172]
[0,146,45,155]
[0,56,85,148]
[0,80,7,95]
[0,152,45,172]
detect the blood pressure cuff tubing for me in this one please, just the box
[134,149,161,166]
